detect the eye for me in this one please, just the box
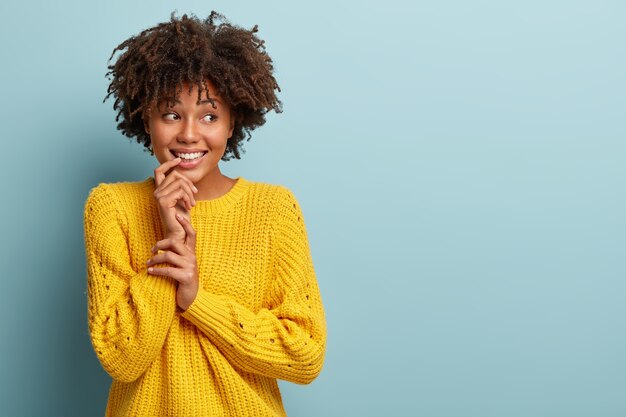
[202,113,217,122]
[162,112,179,121]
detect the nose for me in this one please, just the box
[177,119,200,144]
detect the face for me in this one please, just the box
[144,80,234,187]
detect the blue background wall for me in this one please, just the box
[1,1,625,415]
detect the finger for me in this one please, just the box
[155,188,191,211]
[155,178,196,208]
[147,266,192,283]
[156,187,193,211]
[147,250,186,268]
[174,200,190,213]
[170,189,193,211]
[161,180,196,205]
[153,238,189,255]
[154,158,181,186]
[157,170,198,195]
[176,213,196,249]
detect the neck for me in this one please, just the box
[193,167,235,201]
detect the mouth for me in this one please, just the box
[171,150,208,161]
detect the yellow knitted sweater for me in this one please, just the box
[84,176,326,417]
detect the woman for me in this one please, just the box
[84,12,326,417]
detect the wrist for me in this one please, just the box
[165,231,186,242]
[177,285,199,311]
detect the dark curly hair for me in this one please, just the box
[104,11,282,160]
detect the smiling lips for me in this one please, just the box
[171,150,208,168]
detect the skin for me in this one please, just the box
[144,80,236,310]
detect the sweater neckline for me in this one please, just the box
[189,176,250,216]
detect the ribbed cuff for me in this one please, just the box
[180,288,237,340]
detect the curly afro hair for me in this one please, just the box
[104,11,282,160]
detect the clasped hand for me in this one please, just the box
[147,158,199,310]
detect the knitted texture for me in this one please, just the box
[84,177,326,417]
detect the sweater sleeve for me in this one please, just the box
[84,184,177,383]
[181,187,327,384]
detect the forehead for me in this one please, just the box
[158,81,227,107]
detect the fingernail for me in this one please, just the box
[146,259,151,265]
[148,267,153,273]
[150,246,156,253]
[192,185,198,192]
[176,213,182,220]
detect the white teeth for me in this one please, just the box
[176,152,204,160]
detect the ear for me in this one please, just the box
[143,116,150,135]
[228,113,235,138]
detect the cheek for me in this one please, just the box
[151,138,172,163]
[207,130,231,150]
[154,151,169,164]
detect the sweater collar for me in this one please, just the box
[190,176,250,216]
[145,176,251,217]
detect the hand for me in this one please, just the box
[147,213,199,310]
[153,158,198,241]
